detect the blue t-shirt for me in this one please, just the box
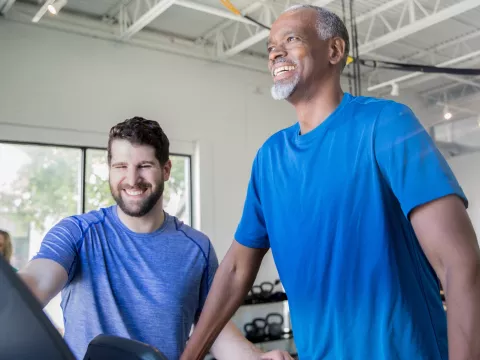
[33,206,218,360]
[235,93,467,360]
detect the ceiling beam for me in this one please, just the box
[443,75,480,91]
[223,29,269,57]
[355,0,406,24]
[400,28,480,62]
[218,0,337,58]
[358,0,480,55]
[31,0,55,23]
[199,0,268,42]
[383,56,480,92]
[119,0,177,40]
[434,101,479,116]
[7,1,270,74]
[174,0,258,25]
[367,49,480,91]
[0,0,16,14]
[363,28,480,95]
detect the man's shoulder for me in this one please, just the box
[350,95,413,119]
[53,207,110,233]
[256,123,297,156]
[168,215,212,249]
[267,123,297,144]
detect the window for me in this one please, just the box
[0,142,192,269]
[164,155,191,225]
[0,143,82,270]
[85,149,115,212]
[0,141,192,332]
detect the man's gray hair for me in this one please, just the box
[282,4,350,68]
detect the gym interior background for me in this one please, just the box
[1,0,480,356]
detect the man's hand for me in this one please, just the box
[260,350,295,360]
[206,320,293,360]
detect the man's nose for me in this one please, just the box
[125,167,139,186]
[268,45,287,62]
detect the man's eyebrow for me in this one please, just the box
[266,31,299,47]
[111,161,127,167]
[139,161,156,166]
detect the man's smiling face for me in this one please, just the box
[267,8,338,101]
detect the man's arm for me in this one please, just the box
[18,216,81,307]
[181,241,268,360]
[181,150,274,360]
[373,101,480,359]
[18,259,68,307]
[209,320,293,360]
[210,321,262,359]
[410,195,480,360]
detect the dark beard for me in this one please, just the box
[111,181,164,217]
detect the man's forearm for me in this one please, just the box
[181,260,260,359]
[210,321,262,360]
[17,259,68,308]
[445,262,480,360]
[18,271,50,308]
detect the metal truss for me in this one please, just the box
[423,80,480,110]
[7,1,269,73]
[427,87,480,158]
[0,0,15,14]
[113,0,264,40]
[117,0,177,40]
[367,28,480,92]
[196,0,479,59]
[356,0,480,55]
[435,139,480,159]
[199,0,337,58]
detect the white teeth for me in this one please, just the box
[273,65,295,76]
[125,189,144,196]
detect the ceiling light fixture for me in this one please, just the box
[443,105,452,120]
[390,83,399,96]
[48,0,67,15]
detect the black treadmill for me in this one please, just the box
[0,255,167,360]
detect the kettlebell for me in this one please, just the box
[266,313,284,340]
[244,318,267,343]
[250,281,274,302]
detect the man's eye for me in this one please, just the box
[287,36,298,42]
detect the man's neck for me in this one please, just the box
[291,80,344,135]
[117,202,166,234]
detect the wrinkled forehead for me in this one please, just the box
[268,9,318,42]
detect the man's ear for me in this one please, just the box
[163,159,172,181]
[329,37,346,66]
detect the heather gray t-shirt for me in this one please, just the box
[33,206,218,359]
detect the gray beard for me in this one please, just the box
[270,73,300,100]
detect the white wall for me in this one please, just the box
[2,15,458,335]
[0,19,297,277]
[0,13,444,283]
[449,153,480,236]
[0,18,298,331]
